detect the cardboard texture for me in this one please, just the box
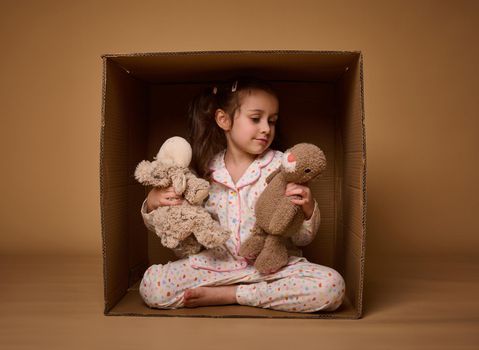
[100,50,367,319]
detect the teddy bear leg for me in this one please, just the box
[194,224,229,249]
[238,224,267,260]
[192,211,231,249]
[159,225,193,250]
[254,235,289,275]
[268,198,301,235]
[160,232,182,249]
[172,236,203,258]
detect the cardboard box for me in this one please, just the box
[100,50,367,319]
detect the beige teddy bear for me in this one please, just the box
[135,136,230,258]
[238,143,327,274]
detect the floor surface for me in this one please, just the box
[0,254,477,349]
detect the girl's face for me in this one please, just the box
[226,89,279,157]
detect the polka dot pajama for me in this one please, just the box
[139,256,346,313]
[139,148,346,313]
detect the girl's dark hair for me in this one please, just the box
[187,76,279,180]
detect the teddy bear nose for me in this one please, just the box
[287,153,296,163]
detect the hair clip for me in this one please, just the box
[212,86,218,95]
[231,80,238,92]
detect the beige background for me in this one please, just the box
[1,0,478,349]
[1,0,477,259]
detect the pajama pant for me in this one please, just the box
[139,256,346,313]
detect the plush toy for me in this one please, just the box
[134,136,230,258]
[238,143,327,274]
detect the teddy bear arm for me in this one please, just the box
[134,160,155,185]
[265,168,281,184]
[184,173,210,205]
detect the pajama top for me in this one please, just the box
[141,148,321,273]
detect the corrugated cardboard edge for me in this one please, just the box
[105,312,360,320]
[357,52,367,319]
[99,50,366,319]
[100,49,362,59]
[100,56,110,314]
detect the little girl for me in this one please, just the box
[139,78,346,313]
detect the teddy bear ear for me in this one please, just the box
[134,160,155,185]
[316,148,327,173]
[317,150,327,172]
[309,149,327,181]
[171,172,187,195]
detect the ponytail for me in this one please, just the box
[187,86,226,180]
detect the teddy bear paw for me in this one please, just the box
[254,249,287,275]
[194,226,230,249]
[238,236,264,260]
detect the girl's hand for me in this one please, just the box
[285,183,314,220]
[146,186,184,213]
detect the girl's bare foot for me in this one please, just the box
[183,285,238,308]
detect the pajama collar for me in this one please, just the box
[209,148,275,190]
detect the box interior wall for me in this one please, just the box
[100,51,366,319]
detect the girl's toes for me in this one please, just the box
[184,288,197,302]
[184,290,195,307]
[184,289,198,299]
[184,287,202,305]
[184,289,191,300]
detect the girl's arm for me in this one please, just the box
[291,200,321,246]
[140,198,156,232]
[284,182,320,246]
[140,186,184,231]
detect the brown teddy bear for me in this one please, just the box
[134,136,230,258]
[238,143,326,274]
